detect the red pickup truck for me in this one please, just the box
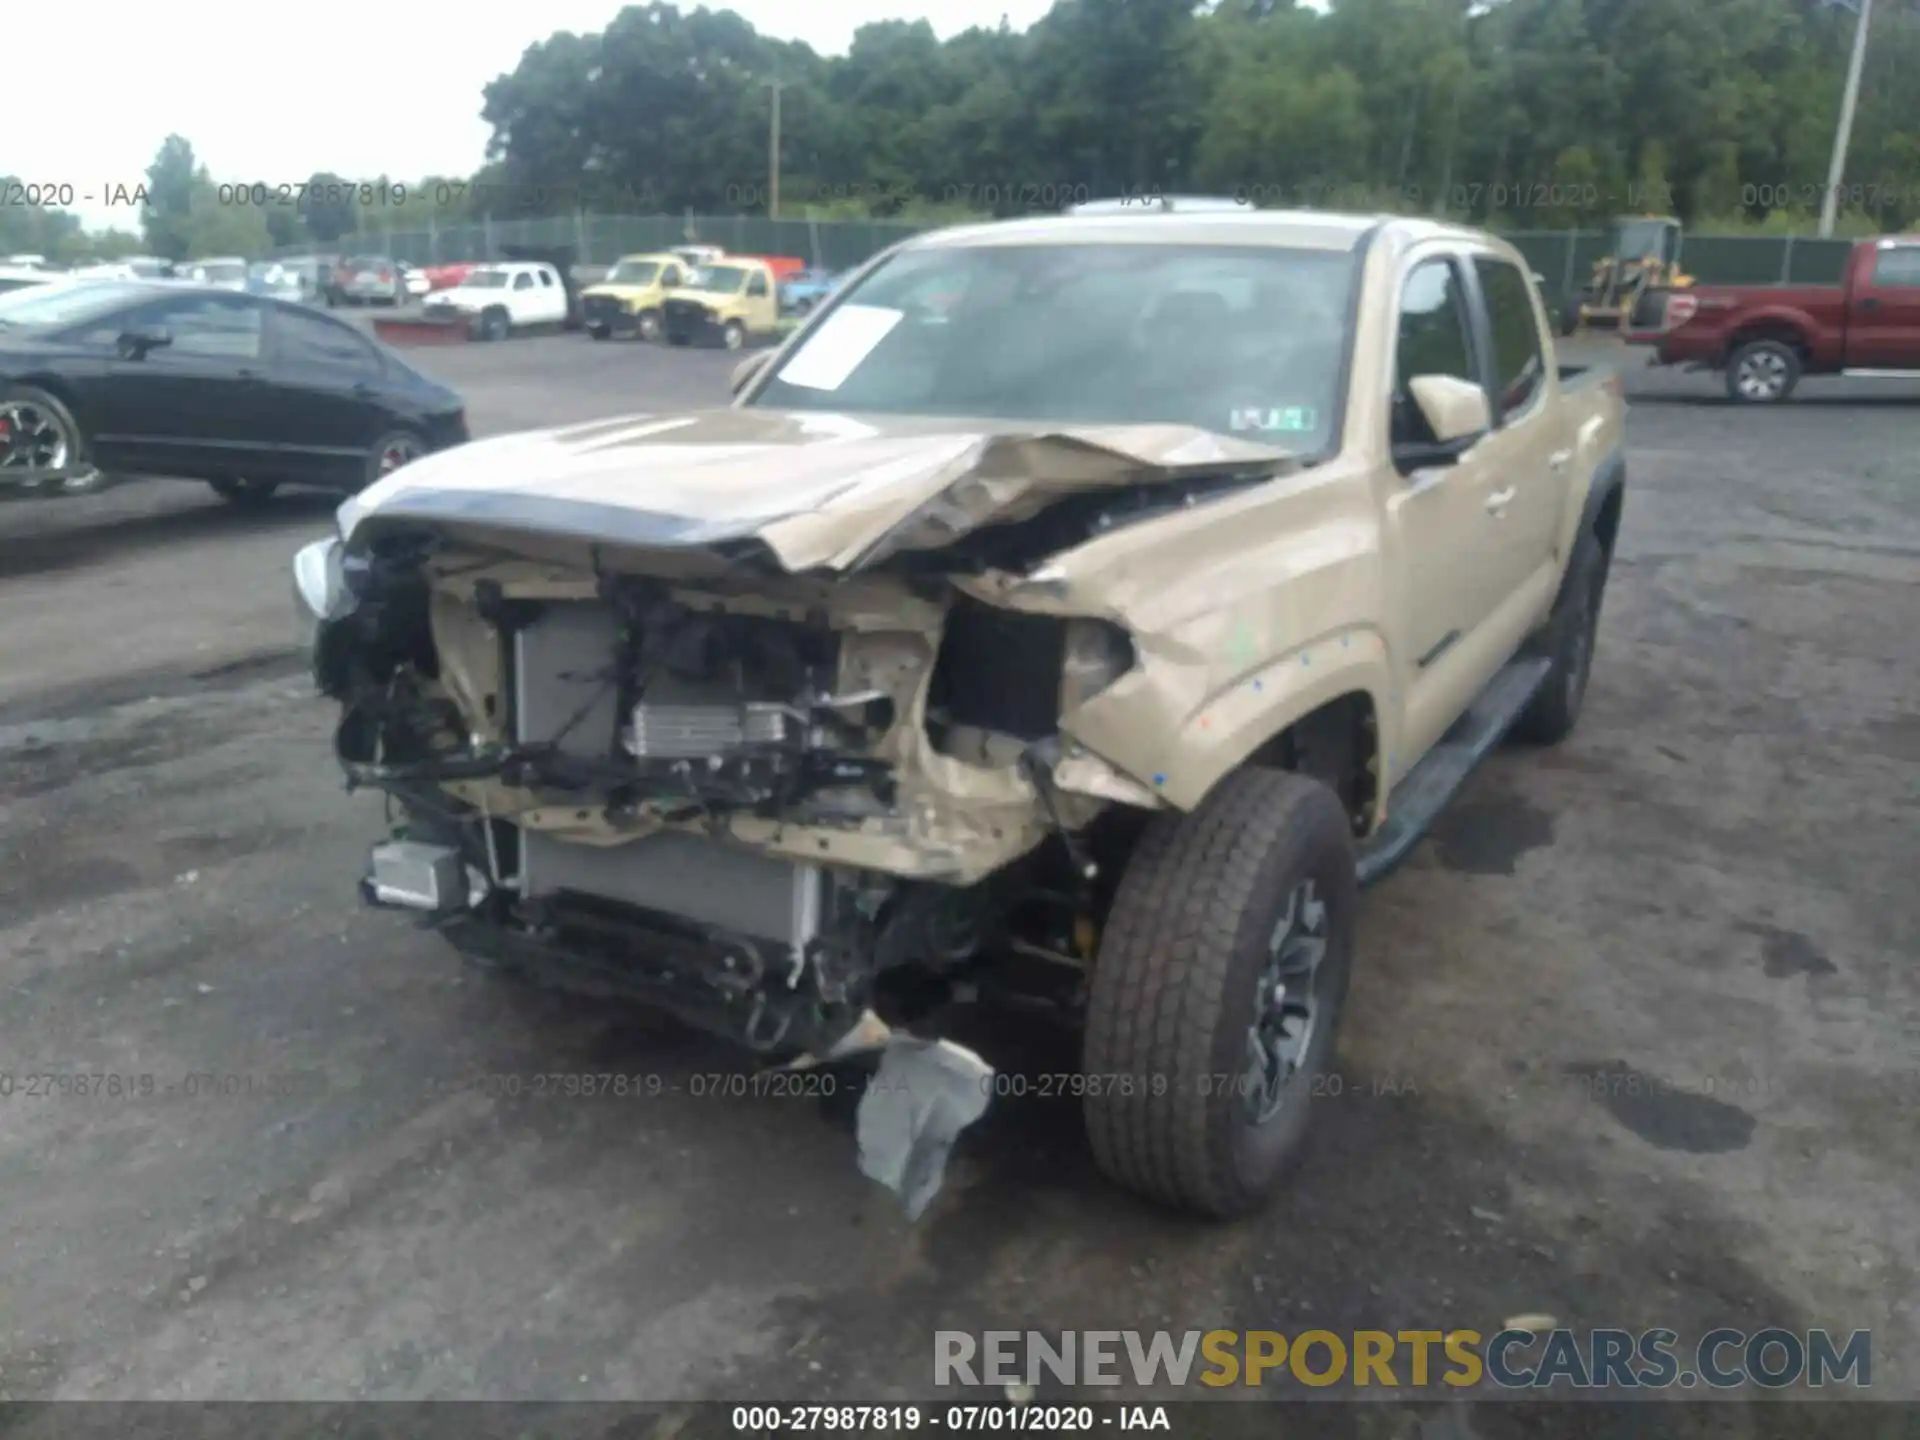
[1628,236,1920,402]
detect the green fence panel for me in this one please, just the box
[1674,236,1790,285]
[276,217,1859,285]
[1783,237,1854,284]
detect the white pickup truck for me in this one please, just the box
[421,261,570,340]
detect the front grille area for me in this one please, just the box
[664,298,711,327]
[583,294,624,323]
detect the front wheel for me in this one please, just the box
[0,384,93,486]
[479,309,510,342]
[1727,339,1800,404]
[1083,769,1358,1217]
[636,308,663,341]
[586,323,611,341]
[721,320,746,351]
[208,477,280,507]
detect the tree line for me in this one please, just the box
[7,0,1917,264]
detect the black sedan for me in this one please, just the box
[0,280,468,504]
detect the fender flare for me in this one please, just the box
[1138,629,1393,814]
[1547,447,1625,619]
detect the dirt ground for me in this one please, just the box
[0,335,1914,1431]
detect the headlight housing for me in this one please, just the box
[292,535,360,664]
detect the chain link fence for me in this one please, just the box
[278,214,1860,291]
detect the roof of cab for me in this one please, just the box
[901,208,1499,255]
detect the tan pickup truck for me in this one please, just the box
[294,205,1626,1219]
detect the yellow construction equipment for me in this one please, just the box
[1558,216,1694,335]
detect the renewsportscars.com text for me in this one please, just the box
[935,1327,1871,1391]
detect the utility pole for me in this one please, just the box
[764,80,784,219]
[1820,0,1874,237]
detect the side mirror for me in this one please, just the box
[118,325,173,358]
[1408,374,1491,446]
[731,350,772,395]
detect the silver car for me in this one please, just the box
[179,257,250,291]
[340,255,406,306]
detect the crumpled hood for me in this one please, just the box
[336,408,1293,574]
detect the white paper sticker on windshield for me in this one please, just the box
[775,304,903,391]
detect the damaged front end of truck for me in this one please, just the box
[294,413,1293,1214]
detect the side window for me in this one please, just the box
[1392,258,1478,446]
[747,272,770,297]
[1869,246,1920,287]
[121,294,264,361]
[512,272,534,291]
[664,267,682,287]
[274,307,382,373]
[537,269,555,288]
[1473,257,1546,421]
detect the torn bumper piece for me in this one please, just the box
[854,1034,993,1220]
[360,840,997,1219]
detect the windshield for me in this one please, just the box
[1616,221,1672,262]
[687,265,748,293]
[750,243,1358,449]
[606,260,661,286]
[0,280,147,328]
[459,270,509,289]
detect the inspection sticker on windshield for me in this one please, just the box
[775,304,903,391]
[1230,405,1318,434]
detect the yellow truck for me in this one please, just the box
[579,253,693,341]
[660,258,781,349]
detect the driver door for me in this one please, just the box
[86,292,277,480]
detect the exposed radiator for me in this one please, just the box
[627,702,790,759]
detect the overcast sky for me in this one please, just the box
[19,0,1060,233]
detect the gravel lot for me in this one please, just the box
[0,333,1914,1427]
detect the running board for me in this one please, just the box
[1356,655,1553,888]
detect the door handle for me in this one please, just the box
[1548,449,1573,471]
[1486,486,1517,514]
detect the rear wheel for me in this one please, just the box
[364,430,425,489]
[1083,769,1357,1217]
[1512,529,1608,745]
[587,323,611,341]
[208,477,280,507]
[1727,338,1800,404]
[667,330,691,347]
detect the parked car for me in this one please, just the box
[291,208,1626,1219]
[0,279,467,503]
[1627,234,1920,402]
[246,261,308,303]
[661,259,781,349]
[579,251,691,341]
[339,255,407,306]
[0,265,62,296]
[419,261,570,340]
[178,257,250,292]
[778,268,840,316]
[419,263,476,293]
